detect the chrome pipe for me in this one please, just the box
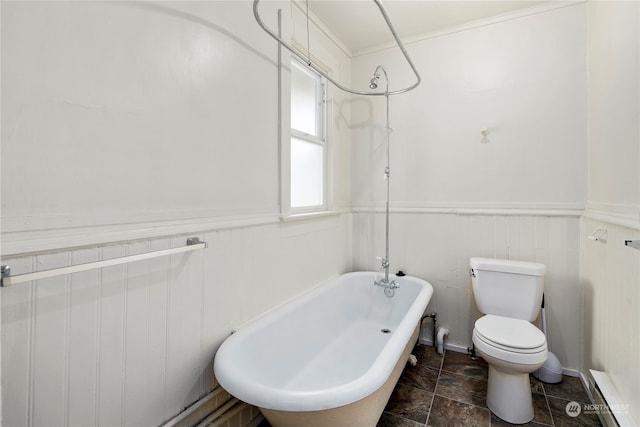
[253,0,421,97]
[372,65,397,294]
[382,67,391,284]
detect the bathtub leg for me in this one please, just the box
[408,354,418,366]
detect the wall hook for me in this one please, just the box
[588,229,607,242]
[480,127,490,143]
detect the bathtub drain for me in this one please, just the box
[380,328,391,334]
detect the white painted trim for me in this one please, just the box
[195,398,241,427]
[589,369,638,427]
[352,201,585,217]
[583,205,640,231]
[563,367,582,378]
[1,213,281,257]
[2,201,587,257]
[279,9,292,220]
[1,209,355,257]
[281,209,347,223]
[0,205,280,232]
[418,338,468,356]
[586,201,640,218]
[353,1,586,57]
[162,388,223,427]
[292,0,585,60]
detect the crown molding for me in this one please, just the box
[354,1,586,57]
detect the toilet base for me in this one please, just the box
[486,365,534,424]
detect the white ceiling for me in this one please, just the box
[307,0,551,53]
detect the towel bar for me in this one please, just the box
[625,240,640,250]
[1,237,206,287]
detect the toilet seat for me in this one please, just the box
[473,315,547,366]
[474,315,546,353]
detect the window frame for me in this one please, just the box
[284,57,331,217]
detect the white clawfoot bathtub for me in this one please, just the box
[213,271,434,427]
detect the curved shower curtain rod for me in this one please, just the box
[253,0,421,96]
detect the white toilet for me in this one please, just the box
[470,257,548,424]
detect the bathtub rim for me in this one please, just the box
[213,271,433,412]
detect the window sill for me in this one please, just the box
[280,209,346,223]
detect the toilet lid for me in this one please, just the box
[475,315,546,350]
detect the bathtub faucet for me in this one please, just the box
[374,257,399,296]
[374,277,399,290]
[374,276,399,297]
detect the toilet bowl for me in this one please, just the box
[469,258,548,424]
[472,315,547,424]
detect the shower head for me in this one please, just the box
[369,72,380,89]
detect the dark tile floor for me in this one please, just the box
[258,344,602,427]
[378,344,602,427]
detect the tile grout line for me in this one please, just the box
[540,382,557,427]
[435,351,493,425]
[423,348,444,426]
[434,352,491,415]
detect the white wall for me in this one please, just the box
[350,3,587,370]
[586,1,640,216]
[1,1,352,425]
[351,3,587,209]
[2,1,281,233]
[583,1,640,424]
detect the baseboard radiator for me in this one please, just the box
[162,387,263,427]
[588,370,635,427]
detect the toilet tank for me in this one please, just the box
[470,258,545,321]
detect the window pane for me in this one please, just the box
[291,137,323,207]
[291,62,318,136]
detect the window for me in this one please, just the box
[289,59,327,211]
